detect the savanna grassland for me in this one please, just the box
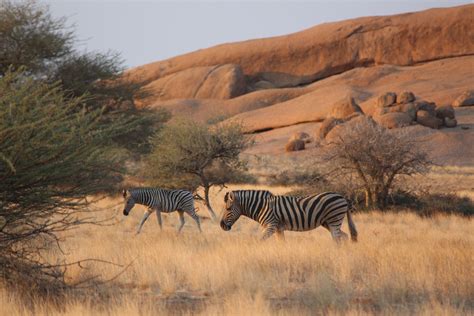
[1,185,473,316]
[2,3,473,315]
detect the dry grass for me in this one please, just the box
[1,185,473,315]
[248,154,474,198]
[408,165,474,196]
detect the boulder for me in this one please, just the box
[344,112,364,122]
[285,139,305,152]
[325,115,377,142]
[416,110,443,129]
[415,101,437,116]
[383,102,417,120]
[253,80,275,90]
[377,92,397,107]
[452,90,474,107]
[375,112,413,129]
[435,104,455,119]
[259,72,312,88]
[444,117,458,128]
[318,117,344,139]
[344,113,376,127]
[139,64,246,103]
[124,6,474,95]
[399,103,417,120]
[397,91,416,104]
[290,132,312,143]
[324,124,345,143]
[330,97,363,119]
[372,106,389,117]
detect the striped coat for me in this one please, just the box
[123,188,201,234]
[221,190,357,241]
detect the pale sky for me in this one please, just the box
[44,1,472,69]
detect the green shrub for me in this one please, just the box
[146,118,254,220]
[0,70,151,297]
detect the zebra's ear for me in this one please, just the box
[228,191,235,201]
[122,189,127,198]
[224,192,229,202]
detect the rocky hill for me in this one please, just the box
[123,4,474,166]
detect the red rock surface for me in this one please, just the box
[229,56,473,132]
[121,5,474,166]
[125,5,473,89]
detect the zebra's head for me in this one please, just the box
[122,189,136,216]
[220,191,241,231]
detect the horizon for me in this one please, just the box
[45,1,472,69]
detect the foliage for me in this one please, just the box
[51,51,134,106]
[321,117,432,209]
[146,118,253,219]
[0,1,161,153]
[0,0,73,75]
[0,70,151,296]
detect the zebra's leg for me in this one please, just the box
[276,228,285,241]
[136,210,152,234]
[156,209,163,231]
[328,225,348,243]
[177,211,185,233]
[261,225,277,241]
[322,222,330,231]
[188,209,202,232]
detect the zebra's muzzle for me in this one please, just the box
[123,209,129,216]
[220,220,231,231]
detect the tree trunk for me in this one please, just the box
[365,189,370,208]
[369,188,388,210]
[379,186,390,210]
[363,183,381,210]
[203,185,217,221]
[370,190,381,210]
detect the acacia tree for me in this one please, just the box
[0,1,160,153]
[321,117,431,209]
[0,70,159,294]
[0,0,72,75]
[0,1,168,298]
[146,118,253,220]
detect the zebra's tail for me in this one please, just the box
[346,199,358,242]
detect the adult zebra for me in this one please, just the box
[220,190,357,242]
[122,188,201,234]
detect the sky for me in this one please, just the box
[44,1,472,69]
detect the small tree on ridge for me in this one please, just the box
[321,117,432,209]
[146,118,253,220]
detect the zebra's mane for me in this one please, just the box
[127,187,163,202]
[129,187,156,192]
[128,187,170,195]
[233,190,273,198]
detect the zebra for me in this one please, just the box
[122,188,201,234]
[220,190,357,242]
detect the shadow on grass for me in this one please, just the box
[388,190,474,217]
[287,185,473,217]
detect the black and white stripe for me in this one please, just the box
[221,190,357,241]
[123,188,201,234]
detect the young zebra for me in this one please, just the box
[122,188,201,234]
[220,190,357,242]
